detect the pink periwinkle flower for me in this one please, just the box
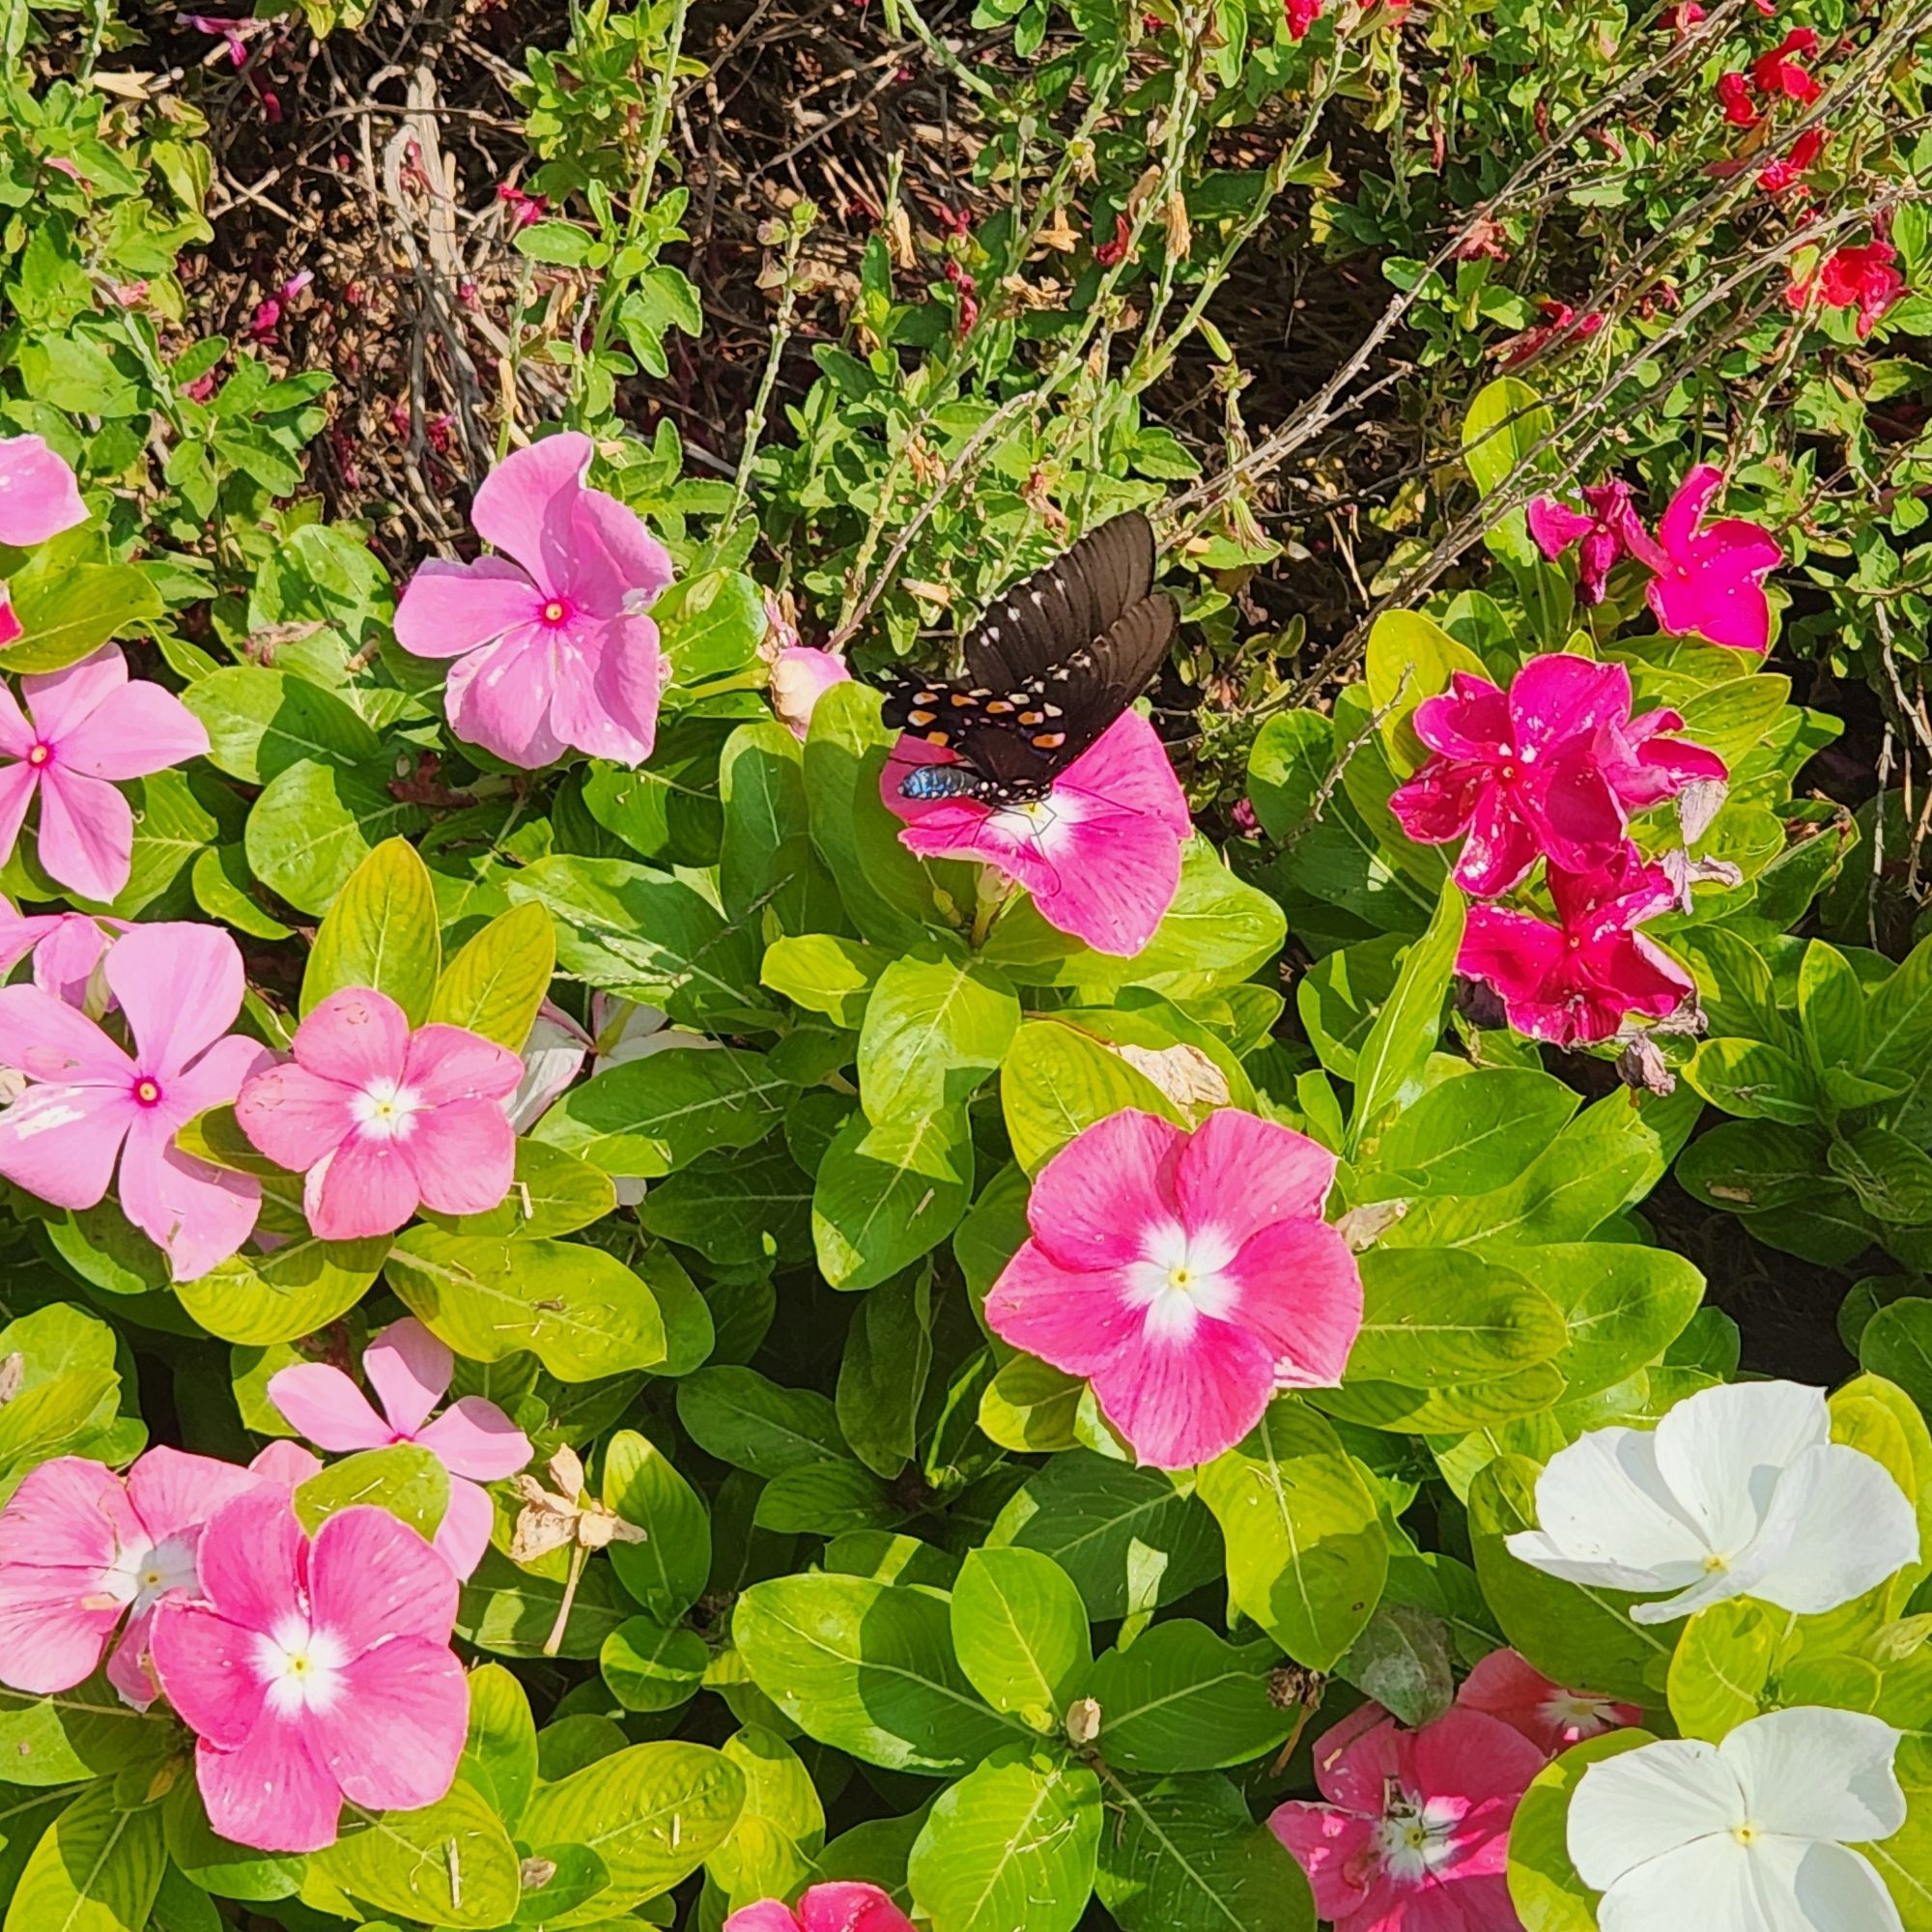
[0,922,267,1278]
[1526,479,1639,605]
[1619,464,1782,654]
[150,1491,468,1854]
[1454,1649,1640,1759]
[236,987,523,1241]
[393,433,675,770]
[1269,1700,1547,1932]
[0,646,212,903]
[0,434,87,547]
[882,709,1192,957]
[1457,845,1696,1048]
[985,1108,1363,1470]
[0,591,18,651]
[267,1319,530,1578]
[1790,240,1904,339]
[770,646,852,740]
[1388,655,1725,898]
[0,1448,266,1706]
[0,895,125,1008]
[725,1883,916,1932]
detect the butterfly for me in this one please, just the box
[879,510,1179,806]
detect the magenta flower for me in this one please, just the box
[725,1884,916,1932]
[0,592,18,651]
[1388,656,1723,897]
[1526,479,1638,604]
[769,645,852,740]
[985,1108,1362,1469]
[1458,846,1695,1047]
[267,1319,530,1578]
[0,922,267,1278]
[1618,465,1782,654]
[150,1491,468,1853]
[1454,1649,1639,1759]
[1269,1701,1547,1932]
[0,1448,265,1705]
[0,646,211,903]
[0,434,87,547]
[881,710,1192,956]
[0,895,126,1007]
[236,987,523,1241]
[393,434,675,770]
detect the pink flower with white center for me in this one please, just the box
[1454,1649,1639,1759]
[1387,656,1725,898]
[0,434,87,547]
[0,1448,266,1706]
[235,987,523,1241]
[0,922,267,1278]
[984,1108,1362,1469]
[0,895,126,1009]
[1526,479,1639,605]
[881,709,1192,957]
[150,1491,468,1854]
[769,645,852,740]
[1270,1701,1546,1932]
[725,1883,916,1932]
[1458,846,1696,1048]
[1619,466,1783,654]
[393,433,675,770]
[0,646,211,903]
[267,1319,530,1578]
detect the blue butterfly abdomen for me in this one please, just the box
[900,763,980,801]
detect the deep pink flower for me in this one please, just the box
[1458,846,1696,1047]
[1500,300,1605,369]
[0,646,211,902]
[1285,0,1320,38]
[268,1319,530,1578]
[0,1449,265,1705]
[0,896,126,1007]
[0,923,266,1277]
[1752,27,1821,100]
[1757,125,1827,195]
[725,1884,916,1932]
[1619,464,1781,653]
[1717,71,1759,126]
[1388,656,1723,897]
[985,1108,1362,1469]
[150,1492,468,1853]
[1661,2,1707,33]
[393,433,675,769]
[236,987,522,1240]
[0,591,18,650]
[881,709,1191,956]
[1790,240,1904,338]
[1454,1649,1640,1759]
[770,646,851,740]
[0,434,87,547]
[1270,1701,1546,1932]
[1526,478,1639,604]
[497,184,549,231]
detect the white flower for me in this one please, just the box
[1569,1706,1907,1932]
[505,1000,593,1133]
[1506,1380,1918,1624]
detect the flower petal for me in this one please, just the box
[56,679,210,781]
[1568,1735,1743,1889]
[1657,465,1724,554]
[1267,1803,1378,1923]
[0,1080,129,1208]
[585,611,666,765]
[1506,1425,1710,1591]
[151,1602,270,1749]
[293,987,411,1091]
[0,435,89,546]
[1411,1707,1548,1816]
[1734,1442,1919,1617]
[235,1061,355,1173]
[429,1474,497,1579]
[125,1445,263,1545]
[192,1719,343,1855]
[443,624,569,769]
[195,1489,308,1632]
[355,1319,449,1436]
[0,761,39,867]
[310,1135,422,1240]
[1649,1381,1829,1559]
[402,1097,517,1215]
[1458,906,1567,1006]
[393,555,543,660]
[309,1506,458,1652]
[1719,1707,1906,1844]
[1219,1217,1363,1387]
[22,647,125,744]
[106,922,246,1081]
[303,1634,467,1813]
[1596,1835,1892,1932]
[415,1397,531,1482]
[1453,784,1543,896]
[469,432,593,593]
[984,1241,1148,1380]
[1090,1313,1275,1468]
[36,770,134,903]
[266,1364,394,1453]
[1508,655,1632,754]
[0,1458,134,1693]
[117,1122,260,1282]
[0,981,130,1085]
[568,480,675,616]
[401,1026,524,1108]
[1526,497,1597,559]
[795,1883,918,1932]
[1026,1108,1183,1272]
[1175,1109,1336,1248]
[1413,673,1511,761]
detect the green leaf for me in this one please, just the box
[977,1355,1083,1454]
[1363,611,1489,770]
[531,1046,789,1179]
[1196,1398,1386,1671]
[1085,1622,1294,1774]
[172,1217,388,1348]
[245,759,429,918]
[0,1677,173,1789]
[761,933,891,1028]
[604,1428,711,1623]
[1350,1249,1568,1386]
[677,1366,848,1477]
[1346,882,1463,1155]
[183,666,382,784]
[1531,1241,1706,1398]
[1462,375,1553,565]
[307,1780,520,1927]
[2,1779,163,1932]
[1505,1730,1652,1932]
[1684,1037,1822,1124]
[1247,709,1331,843]
[5,564,162,675]
[1000,1018,1180,1172]
[461,1662,537,1829]
[858,952,1019,1126]
[812,1104,975,1291]
[838,1267,935,1478]
[950,1548,1093,1724]
[1094,1771,1314,1932]
[1831,1127,1932,1225]
[733,1574,1023,1774]
[719,720,839,930]
[1362,1067,1579,1197]
[1296,936,1405,1083]
[907,1748,1101,1932]
[1337,1601,1455,1728]
[426,1138,614,1240]
[426,900,555,1048]
[161,1778,302,1902]
[1798,939,1866,1067]
[456,1548,635,1660]
[657,568,767,684]
[603,1615,709,1712]
[384,1230,668,1379]
[300,836,440,1023]
[1666,1600,1776,1742]
[639,1143,812,1264]
[293,1442,448,1541]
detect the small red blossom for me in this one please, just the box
[1501,300,1605,369]
[1285,0,1320,38]
[943,258,979,332]
[1527,478,1638,605]
[1094,213,1131,268]
[1717,71,1759,127]
[1752,27,1822,100]
[1455,214,1511,264]
[1660,1,1706,29]
[497,185,548,232]
[1789,240,1903,338]
[1757,125,1827,195]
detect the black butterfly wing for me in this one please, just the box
[1040,591,1179,762]
[961,511,1156,690]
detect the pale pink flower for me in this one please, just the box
[881,709,1192,956]
[150,1491,468,1854]
[1618,465,1782,654]
[1454,1649,1639,1759]
[1526,479,1638,604]
[0,895,126,1008]
[1458,845,1695,1047]
[1270,1701,1546,1932]
[0,434,87,547]
[267,1319,530,1578]
[0,647,209,902]
[504,998,592,1132]
[725,1885,916,1932]
[770,645,851,740]
[1389,656,1725,896]
[393,433,675,769]
[985,1108,1362,1469]
[0,922,267,1278]
[235,987,523,1240]
[0,1449,265,1706]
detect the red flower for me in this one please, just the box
[1528,478,1640,605]
[1752,27,1822,101]
[1717,71,1759,127]
[1758,125,1827,195]
[1285,0,1320,37]
[1790,240,1904,338]
[1094,213,1131,268]
[1501,300,1605,369]
[1661,0,1707,28]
